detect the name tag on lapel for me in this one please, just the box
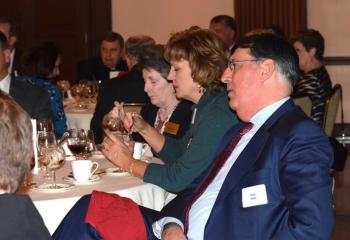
[242,184,268,208]
[164,122,180,135]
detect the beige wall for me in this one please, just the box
[111,0,233,44]
[308,0,350,123]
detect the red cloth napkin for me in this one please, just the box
[85,190,147,240]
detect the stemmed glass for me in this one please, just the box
[67,129,87,159]
[45,146,66,189]
[37,131,57,179]
[84,129,96,158]
[102,113,132,145]
[37,119,55,135]
[56,80,71,99]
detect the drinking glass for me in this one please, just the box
[37,119,55,135]
[85,129,96,156]
[102,113,131,145]
[67,129,87,159]
[37,131,57,178]
[45,146,66,189]
[56,80,71,99]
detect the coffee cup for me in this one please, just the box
[71,159,99,181]
[133,142,149,160]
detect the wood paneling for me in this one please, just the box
[234,0,307,39]
[0,0,111,82]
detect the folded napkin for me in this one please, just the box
[85,191,146,240]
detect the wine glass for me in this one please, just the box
[45,146,66,189]
[85,129,96,156]
[102,113,131,145]
[37,131,57,178]
[56,80,71,99]
[37,119,55,135]
[67,129,87,159]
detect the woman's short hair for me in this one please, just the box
[0,92,32,193]
[164,28,228,93]
[292,29,325,61]
[125,35,155,62]
[18,41,61,79]
[138,44,170,80]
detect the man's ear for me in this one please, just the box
[3,49,11,64]
[309,47,316,57]
[259,59,275,81]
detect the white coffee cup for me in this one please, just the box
[71,160,99,181]
[133,142,149,160]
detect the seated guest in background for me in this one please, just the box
[132,44,192,142]
[103,28,237,193]
[0,18,21,75]
[91,35,154,144]
[210,14,237,54]
[53,33,333,240]
[292,29,332,126]
[0,32,52,120]
[17,41,67,137]
[0,91,51,239]
[78,31,128,83]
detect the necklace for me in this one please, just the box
[154,103,179,134]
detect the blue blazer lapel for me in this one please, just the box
[216,99,297,201]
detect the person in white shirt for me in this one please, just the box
[0,31,52,121]
[0,18,20,75]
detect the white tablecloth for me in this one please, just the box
[26,156,175,234]
[64,100,95,130]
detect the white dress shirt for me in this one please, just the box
[8,49,15,75]
[153,97,290,240]
[0,74,11,94]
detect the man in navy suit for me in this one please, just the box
[53,33,333,240]
[155,33,334,239]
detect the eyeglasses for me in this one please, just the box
[227,59,261,71]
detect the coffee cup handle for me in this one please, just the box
[141,143,149,155]
[90,162,99,176]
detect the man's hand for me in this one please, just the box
[161,223,187,240]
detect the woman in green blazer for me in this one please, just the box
[103,28,238,192]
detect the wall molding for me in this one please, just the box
[324,56,350,66]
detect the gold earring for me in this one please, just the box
[197,85,205,94]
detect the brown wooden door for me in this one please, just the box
[0,0,111,82]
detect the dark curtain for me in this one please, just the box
[234,0,307,40]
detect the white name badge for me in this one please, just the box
[242,184,268,208]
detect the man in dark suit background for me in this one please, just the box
[0,18,21,76]
[77,32,128,83]
[0,32,51,120]
[90,35,154,143]
[210,15,237,55]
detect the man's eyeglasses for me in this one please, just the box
[227,59,261,71]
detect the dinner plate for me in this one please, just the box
[33,183,74,192]
[63,174,101,185]
[105,167,129,176]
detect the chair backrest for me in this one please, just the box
[123,103,144,114]
[323,84,342,136]
[293,96,312,117]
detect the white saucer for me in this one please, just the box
[105,167,129,176]
[63,174,101,185]
[34,183,74,192]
